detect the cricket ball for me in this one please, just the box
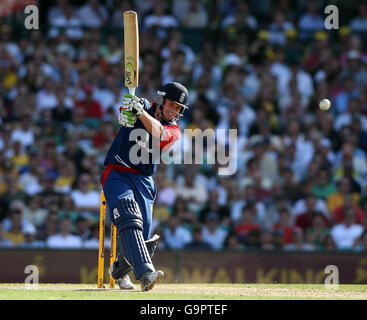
[319,98,331,111]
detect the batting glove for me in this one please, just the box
[122,93,144,117]
[118,107,137,127]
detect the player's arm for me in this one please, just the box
[138,111,164,139]
[139,110,180,151]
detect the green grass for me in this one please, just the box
[0,283,366,300]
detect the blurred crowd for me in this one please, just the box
[1,0,367,252]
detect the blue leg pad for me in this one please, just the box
[112,234,160,280]
[114,197,154,280]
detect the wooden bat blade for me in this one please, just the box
[123,11,139,94]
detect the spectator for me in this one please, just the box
[247,138,278,185]
[311,168,337,200]
[332,194,365,225]
[259,230,276,250]
[70,173,100,220]
[48,1,84,39]
[74,86,103,125]
[161,30,195,69]
[278,59,314,111]
[298,0,324,40]
[0,222,13,248]
[18,154,43,196]
[163,215,192,249]
[46,217,83,248]
[199,189,230,224]
[172,0,191,23]
[143,0,179,39]
[155,166,177,207]
[282,126,313,183]
[283,229,315,251]
[48,0,77,22]
[245,229,262,248]
[224,232,245,250]
[332,142,367,190]
[334,98,367,132]
[22,195,48,228]
[353,231,367,252]
[83,223,99,249]
[75,217,91,242]
[304,31,332,76]
[55,160,76,194]
[181,0,209,28]
[154,226,168,250]
[9,140,29,171]
[18,224,45,248]
[293,192,330,220]
[35,78,59,116]
[334,76,359,114]
[37,209,59,242]
[58,194,79,226]
[2,207,28,246]
[267,193,293,227]
[272,208,298,246]
[184,224,212,250]
[10,114,35,149]
[295,196,329,232]
[221,0,258,31]
[93,121,116,150]
[351,115,367,153]
[229,184,267,227]
[161,50,192,84]
[51,92,73,125]
[327,177,360,213]
[77,0,109,28]
[268,10,294,45]
[37,175,62,208]
[2,175,29,210]
[277,167,303,204]
[234,203,261,245]
[171,197,197,228]
[201,212,228,250]
[110,0,135,28]
[100,35,124,65]
[322,234,337,250]
[305,212,330,249]
[92,75,118,114]
[0,25,21,68]
[331,207,364,249]
[349,3,367,32]
[175,167,208,213]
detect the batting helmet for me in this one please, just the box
[156,82,189,121]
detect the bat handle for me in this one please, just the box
[128,88,136,96]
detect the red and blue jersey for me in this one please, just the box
[103,99,180,176]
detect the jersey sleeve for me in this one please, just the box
[141,98,152,111]
[160,124,180,151]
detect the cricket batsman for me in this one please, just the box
[100,82,188,291]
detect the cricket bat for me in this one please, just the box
[123,11,139,96]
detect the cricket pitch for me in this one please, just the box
[0,283,366,300]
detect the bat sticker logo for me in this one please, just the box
[125,62,136,85]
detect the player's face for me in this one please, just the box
[162,99,181,120]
